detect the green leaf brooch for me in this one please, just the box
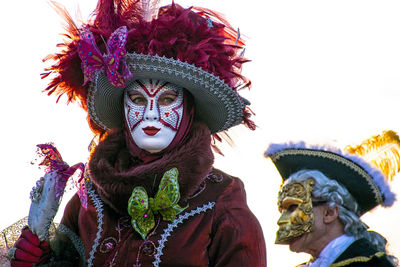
[127,168,187,239]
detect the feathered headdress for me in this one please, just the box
[41,0,254,136]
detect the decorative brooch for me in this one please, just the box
[128,168,187,239]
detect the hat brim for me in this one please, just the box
[265,143,395,215]
[87,53,247,134]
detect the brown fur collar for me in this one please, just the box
[88,122,214,215]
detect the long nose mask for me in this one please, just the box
[275,178,315,244]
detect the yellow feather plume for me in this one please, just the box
[345,130,400,181]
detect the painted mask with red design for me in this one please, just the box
[124,79,184,153]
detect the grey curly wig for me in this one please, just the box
[285,169,388,252]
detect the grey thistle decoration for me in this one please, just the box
[30,177,45,203]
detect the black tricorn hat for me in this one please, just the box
[265,142,396,215]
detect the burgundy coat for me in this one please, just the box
[54,123,266,266]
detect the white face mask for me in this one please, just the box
[124,79,184,153]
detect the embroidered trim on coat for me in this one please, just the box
[330,251,388,267]
[152,202,215,267]
[57,223,86,260]
[86,181,105,267]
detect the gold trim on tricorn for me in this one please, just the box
[270,149,382,205]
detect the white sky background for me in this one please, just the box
[1,0,400,266]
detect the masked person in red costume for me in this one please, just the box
[8,1,266,266]
[265,143,397,267]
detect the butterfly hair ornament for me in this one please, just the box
[127,168,187,239]
[77,26,133,88]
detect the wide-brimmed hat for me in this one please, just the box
[88,53,249,134]
[265,142,396,215]
[42,0,255,135]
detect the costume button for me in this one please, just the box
[100,237,118,253]
[142,240,155,256]
[207,173,223,183]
